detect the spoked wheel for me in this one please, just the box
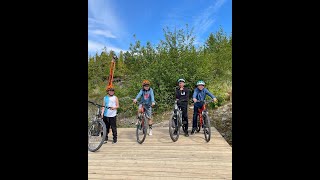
[136,116,147,144]
[169,113,180,142]
[203,113,211,142]
[88,120,107,152]
[196,115,201,133]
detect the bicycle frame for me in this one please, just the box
[169,100,186,142]
[89,101,110,122]
[197,103,207,128]
[94,106,102,121]
[174,101,183,127]
[196,99,214,132]
[136,102,151,144]
[90,108,101,134]
[139,105,146,127]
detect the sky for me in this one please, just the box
[88,0,232,57]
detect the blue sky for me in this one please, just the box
[88,0,232,57]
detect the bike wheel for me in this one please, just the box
[169,113,179,142]
[88,120,107,152]
[196,115,201,132]
[136,115,147,144]
[203,113,211,142]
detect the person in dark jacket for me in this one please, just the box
[175,78,190,137]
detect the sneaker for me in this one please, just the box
[184,130,189,137]
[191,129,195,135]
[112,140,117,144]
[149,129,152,136]
[104,137,108,143]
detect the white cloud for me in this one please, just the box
[193,0,226,36]
[88,0,128,56]
[160,0,226,46]
[91,29,116,39]
[88,0,119,32]
[88,40,104,52]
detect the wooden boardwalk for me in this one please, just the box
[88,126,232,179]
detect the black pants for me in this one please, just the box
[178,102,188,132]
[103,116,117,141]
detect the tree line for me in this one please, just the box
[88,25,232,116]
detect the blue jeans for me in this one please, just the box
[192,102,204,129]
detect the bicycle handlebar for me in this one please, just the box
[88,101,111,109]
[136,102,152,106]
[175,99,188,103]
[194,99,215,104]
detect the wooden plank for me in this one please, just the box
[88,174,231,180]
[88,127,232,180]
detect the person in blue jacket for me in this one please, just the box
[133,80,156,136]
[191,80,217,135]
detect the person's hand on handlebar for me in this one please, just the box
[193,98,198,103]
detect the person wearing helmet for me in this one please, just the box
[133,80,156,136]
[101,85,119,144]
[175,78,190,137]
[191,80,217,135]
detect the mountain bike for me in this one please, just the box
[88,101,110,152]
[169,99,188,142]
[135,102,151,144]
[195,99,214,142]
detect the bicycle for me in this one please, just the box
[169,99,188,142]
[195,99,214,142]
[135,102,152,144]
[88,101,110,152]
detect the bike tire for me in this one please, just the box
[88,120,107,152]
[136,115,147,144]
[203,113,211,142]
[169,113,179,142]
[196,115,201,132]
